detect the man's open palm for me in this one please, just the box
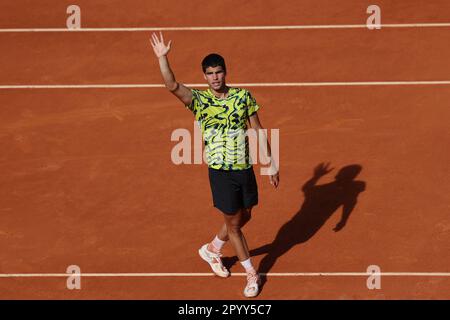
[150,32,171,58]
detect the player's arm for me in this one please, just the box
[333,200,355,232]
[150,32,192,106]
[334,182,365,232]
[248,113,280,188]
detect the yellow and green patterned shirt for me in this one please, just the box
[186,87,260,170]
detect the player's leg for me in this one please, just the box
[223,208,260,298]
[222,208,250,261]
[198,207,251,278]
[215,206,252,243]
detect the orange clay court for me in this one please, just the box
[0,0,449,299]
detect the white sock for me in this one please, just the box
[211,235,226,251]
[240,258,256,273]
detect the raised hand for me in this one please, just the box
[313,162,334,178]
[150,32,172,58]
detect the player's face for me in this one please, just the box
[204,66,226,91]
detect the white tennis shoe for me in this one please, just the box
[198,244,230,278]
[244,271,261,298]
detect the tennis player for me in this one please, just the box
[150,32,279,297]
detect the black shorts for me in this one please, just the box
[208,166,258,215]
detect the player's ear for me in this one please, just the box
[203,73,207,81]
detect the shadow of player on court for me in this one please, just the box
[222,162,366,291]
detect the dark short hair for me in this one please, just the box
[201,53,227,73]
[335,165,362,181]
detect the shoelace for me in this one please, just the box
[247,273,259,284]
[208,250,223,258]
[208,250,227,268]
[207,244,222,257]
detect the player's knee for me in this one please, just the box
[228,227,242,236]
[226,221,242,235]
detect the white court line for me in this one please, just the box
[1,272,450,278]
[2,81,450,90]
[1,23,450,32]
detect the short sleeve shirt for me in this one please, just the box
[186,87,260,170]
